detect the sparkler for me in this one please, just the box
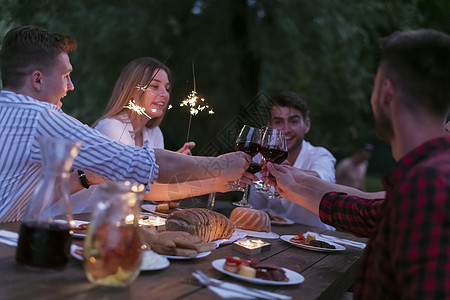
[123,99,154,119]
[180,61,214,142]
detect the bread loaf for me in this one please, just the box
[142,227,217,257]
[229,207,271,232]
[166,208,235,242]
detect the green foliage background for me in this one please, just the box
[1,0,449,182]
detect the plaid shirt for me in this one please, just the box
[320,136,450,299]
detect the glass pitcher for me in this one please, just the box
[83,181,145,287]
[15,136,82,270]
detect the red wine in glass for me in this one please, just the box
[246,162,262,174]
[232,125,262,208]
[257,127,287,196]
[274,150,288,164]
[235,141,260,157]
[260,147,287,163]
[236,142,262,173]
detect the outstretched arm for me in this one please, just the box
[143,178,233,201]
[263,162,385,216]
[153,149,251,184]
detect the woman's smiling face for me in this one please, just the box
[136,69,170,118]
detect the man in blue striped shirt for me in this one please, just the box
[0,25,251,222]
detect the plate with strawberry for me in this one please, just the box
[212,256,304,285]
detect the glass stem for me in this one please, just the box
[241,184,249,203]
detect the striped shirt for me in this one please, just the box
[320,136,450,299]
[0,90,159,222]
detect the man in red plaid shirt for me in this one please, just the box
[263,29,450,299]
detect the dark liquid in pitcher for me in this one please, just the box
[15,222,72,270]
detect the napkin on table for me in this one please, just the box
[214,231,247,248]
[207,281,290,299]
[305,231,366,249]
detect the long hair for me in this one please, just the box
[93,57,171,129]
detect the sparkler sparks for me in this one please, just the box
[180,91,215,116]
[123,100,152,119]
[136,84,148,92]
[117,53,172,143]
[179,62,215,142]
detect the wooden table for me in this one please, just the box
[0,216,366,300]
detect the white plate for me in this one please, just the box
[162,251,211,260]
[271,217,294,226]
[141,204,182,218]
[141,250,170,271]
[280,235,346,252]
[71,220,89,238]
[70,244,170,271]
[212,259,304,285]
[235,229,279,239]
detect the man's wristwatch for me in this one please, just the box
[77,170,90,189]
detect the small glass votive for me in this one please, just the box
[233,239,271,255]
[138,216,166,227]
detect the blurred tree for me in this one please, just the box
[1,0,448,177]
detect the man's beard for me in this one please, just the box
[373,104,394,143]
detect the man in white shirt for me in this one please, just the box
[249,91,336,229]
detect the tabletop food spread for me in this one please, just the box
[0,204,367,299]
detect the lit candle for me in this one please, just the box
[233,239,271,255]
[241,240,257,249]
[250,239,264,245]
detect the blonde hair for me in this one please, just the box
[93,57,171,129]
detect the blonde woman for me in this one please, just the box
[92,57,193,152]
[71,57,234,212]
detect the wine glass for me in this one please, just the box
[232,125,262,208]
[257,127,288,196]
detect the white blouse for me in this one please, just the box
[70,113,164,213]
[95,113,164,149]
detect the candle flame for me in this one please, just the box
[251,239,264,245]
[242,240,254,247]
[125,214,135,224]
